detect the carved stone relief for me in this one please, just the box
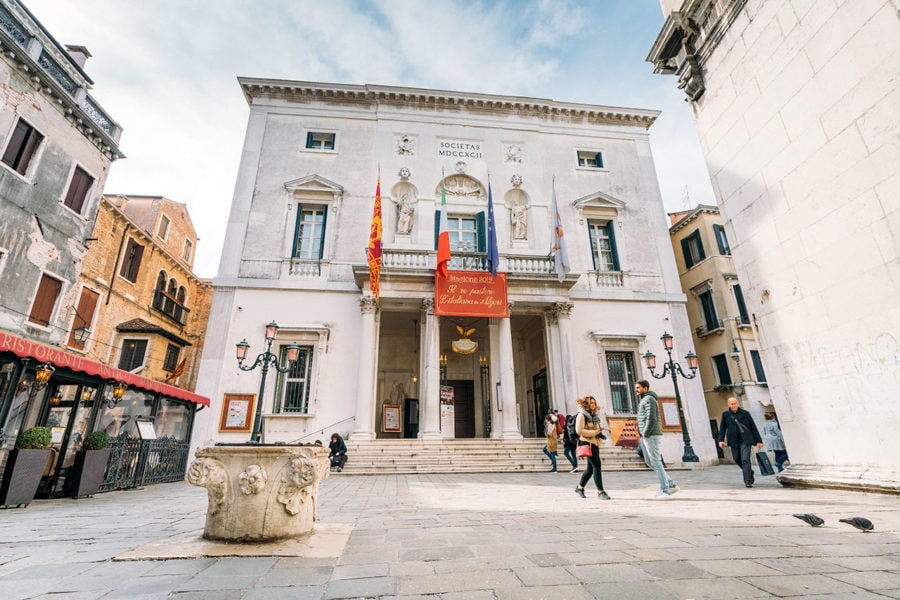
[504,144,524,163]
[187,457,228,515]
[239,464,268,495]
[396,134,416,156]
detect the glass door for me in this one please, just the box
[39,383,97,497]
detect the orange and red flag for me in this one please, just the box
[367,176,383,298]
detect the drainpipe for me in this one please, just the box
[107,223,131,305]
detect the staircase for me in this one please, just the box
[338,439,650,475]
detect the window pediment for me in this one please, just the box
[284,174,344,196]
[573,191,626,223]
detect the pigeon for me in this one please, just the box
[793,513,825,527]
[839,517,874,532]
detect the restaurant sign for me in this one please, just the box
[434,271,508,318]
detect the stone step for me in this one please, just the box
[335,438,651,475]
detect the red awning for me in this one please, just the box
[0,330,210,407]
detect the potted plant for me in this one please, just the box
[70,431,111,498]
[0,426,52,508]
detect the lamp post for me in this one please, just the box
[642,332,700,463]
[236,321,300,443]
[730,341,746,407]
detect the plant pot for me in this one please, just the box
[0,448,52,508]
[70,448,111,498]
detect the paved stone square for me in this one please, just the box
[1,465,899,599]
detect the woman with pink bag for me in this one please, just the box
[573,396,610,500]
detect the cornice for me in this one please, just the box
[238,78,660,130]
[669,203,720,233]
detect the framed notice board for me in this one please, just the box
[659,397,683,432]
[219,393,255,433]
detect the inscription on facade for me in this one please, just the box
[438,140,483,159]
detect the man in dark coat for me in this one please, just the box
[717,397,763,487]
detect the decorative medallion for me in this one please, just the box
[451,325,478,355]
[398,166,411,180]
[239,464,268,495]
[455,161,467,173]
[396,135,416,156]
[510,173,523,188]
[504,144,524,163]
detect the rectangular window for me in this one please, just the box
[588,220,620,271]
[681,229,706,268]
[698,289,719,332]
[67,287,99,350]
[292,204,326,259]
[119,237,145,282]
[576,150,604,168]
[712,353,732,385]
[606,352,637,413]
[713,224,731,255]
[163,343,180,372]
[28,274,63,327]
[750,350,767,383]
[305,132,335,150]
[276,345,314,413]
[182,239,193,263]
[62,166,94,214]
[118,339,148,371]
[2,118,44,175]
[157,215,171,240]
[733,284,750,325]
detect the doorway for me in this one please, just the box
[37,382,99,497]
[448,380,475,438]
[532,369,549,437]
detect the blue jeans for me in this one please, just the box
[563,444,577,469]
[542,445,557,470]
[773,449,789,472]
[643,436,675,492]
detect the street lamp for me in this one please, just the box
[642,331,700,463]
[236,321,301,443]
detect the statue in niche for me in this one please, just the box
[511,199,528,239]
[391,380,406,404]
[392,192,415,235]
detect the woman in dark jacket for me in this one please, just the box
[328,433,347,471]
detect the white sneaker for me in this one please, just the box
[569,467,578,473]
[667,485,680,495]
[651,491,671,500]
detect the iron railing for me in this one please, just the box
[99,434,189,492]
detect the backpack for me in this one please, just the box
[564,414,578,445]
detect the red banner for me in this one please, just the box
[434,271,509,318]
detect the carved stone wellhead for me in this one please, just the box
[187,445,330,542]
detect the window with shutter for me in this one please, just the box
[681,229,705,268]
[67,287,99,350]
[712,354,732,385]
[293,204,326,259]
[588,220,620,271]
[118,339,148,371]
[2,119,44,176]
[163,344,180,372]
[28,274,63,327]
[63,166,94,214]
[698,290,719,332]
[750,350,767,383]
[576,150,604,168]
[713,224,731,255]
[305,132,335,150]
[733,284,750,325]
[119,238,145,282]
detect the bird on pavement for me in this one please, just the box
[839,517,874,532]
[793,513,825,527]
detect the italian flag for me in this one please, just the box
[436,180,450,278]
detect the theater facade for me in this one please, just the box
[192,80,718,465]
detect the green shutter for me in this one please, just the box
[695,230,706,260]
[476,211,486,253]
[595,152,604,168]
[587,222,598,270]
[291,203,303,257]
[606,222,620,270]
[681,237,694,269]
[434,210,440,249]
[317,206,327,259]
[305,132,313,149]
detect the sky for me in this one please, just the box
[25,0,714,278]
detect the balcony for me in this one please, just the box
[151,290,189,325]
[382,249,558,278]
[695,320,724,337]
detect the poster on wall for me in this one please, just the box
[440,385,455,438]
[382,405,401,432]
[659,397,682,432]
[219,393,255,432]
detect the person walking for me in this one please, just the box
[763,412,789,472]
[561,411,578,472]
[717,397,763,487]
[636,380,679,499]
[573,396,610,499]
[541,414,558,472]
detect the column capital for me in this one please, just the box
[550,302,573,319]
[421,297,434,315]
[359,296,379,314]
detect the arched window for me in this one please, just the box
[152,271,167,310]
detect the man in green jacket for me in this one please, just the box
[636,380,679,499]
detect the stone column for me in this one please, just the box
[543,308,567,414]
[350,296,379,440]
[552,302,578,413]
[420,298,442,439]
[497,305,522,439]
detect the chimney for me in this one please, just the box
[64,44,91,69]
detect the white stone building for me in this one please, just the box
[192,79,718,465]
[648,0,900,490]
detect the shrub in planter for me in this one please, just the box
[1,427,53,508]
[71,430,112,498]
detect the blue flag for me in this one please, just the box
[486,181,499,276]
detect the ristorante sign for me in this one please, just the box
[434,271,509,318]
[0,330,210,406]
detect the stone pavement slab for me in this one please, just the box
[0,465,899,598]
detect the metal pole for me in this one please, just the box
[250,339,273,444]
[666,346,699,463]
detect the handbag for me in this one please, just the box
[755,450,774,476]
[576,443,592,458]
